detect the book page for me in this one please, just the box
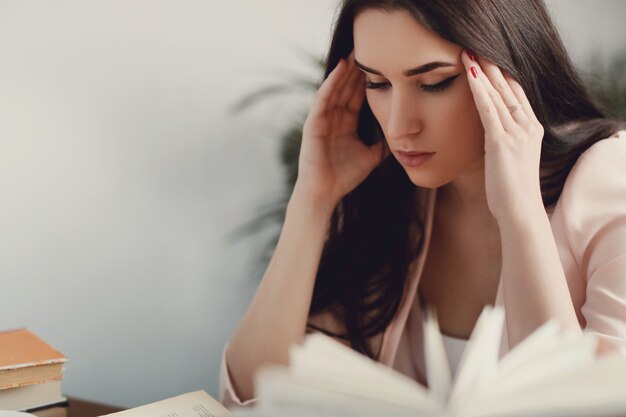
[289,333,434,406]
[493,320,563,376]
[239,306,626,417]
[446,306,504,413]
[252,366,438,417]
[463,353,626,417]
[479,329,597,399]
[249,334,443,417]
[422,308,452,404]
[102,391,231,417]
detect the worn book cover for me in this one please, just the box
[0,329,67,390]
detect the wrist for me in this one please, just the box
[289,184,338,221]
[497,199,549,235]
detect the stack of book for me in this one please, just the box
[0,328,68,412]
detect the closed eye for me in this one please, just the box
[421,74,460,93]
[365,74,460,94]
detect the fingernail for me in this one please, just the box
[467,51,477,62]
[470,67,478,78]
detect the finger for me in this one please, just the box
[503,70,537,122]
[478,66,519,133]
[337,52,360,108]
[327,52,356,108]
[464,61,505,135]
[463,54,517,132]
[346,71,366,114]
[479,59,530,127]
[307,58,349,122]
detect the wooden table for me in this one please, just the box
[66,398,124,417]
[32,398,124,417]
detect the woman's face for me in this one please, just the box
[353,8,485,188]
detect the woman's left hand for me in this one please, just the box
[461,50,545,226]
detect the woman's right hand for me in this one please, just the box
[293,49,389,209]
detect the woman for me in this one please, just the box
[220,0,626,407]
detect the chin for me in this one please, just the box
[403,169,454,189]
[405,174,448,189]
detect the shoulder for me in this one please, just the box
[554,131,626,356]
[555,130,626,272]
[559,130,626,208]
[564,130,626,191]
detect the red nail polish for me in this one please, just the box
[470,67,478,78]
[467,51,477,61]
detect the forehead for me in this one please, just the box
[353,8,461,68]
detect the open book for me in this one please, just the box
[233,306,626,417]
[102,391,231,417]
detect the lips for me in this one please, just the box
[395,150,436,167]
[396,150,433,157]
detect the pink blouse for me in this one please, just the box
[219,130,626,408]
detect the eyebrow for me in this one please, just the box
[354,59,455,77]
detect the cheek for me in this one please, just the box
[436,81,485,159]
[365,92,388,125]
[435,79,481,132]
[457,76,484,134]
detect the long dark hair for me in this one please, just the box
[306,0,626,359]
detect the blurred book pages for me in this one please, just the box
[101,391,231,417]
[231,306,626,417]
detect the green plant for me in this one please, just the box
[226,47,325,271]
[585,53,626,120]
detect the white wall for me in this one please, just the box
[547,0,626,67]
[0,0,340,408]
[0,0,624,409]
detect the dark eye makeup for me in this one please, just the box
[364,74,460,93]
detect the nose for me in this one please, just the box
[385,89,423,142]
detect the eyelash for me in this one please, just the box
[364,74,460,93]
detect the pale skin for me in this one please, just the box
[226,7,583,402]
